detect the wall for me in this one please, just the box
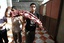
[42,0,61,40]
[12,2,40,13]
[57,1,64,43]
[7,0,12,7]
[0,0,7,19]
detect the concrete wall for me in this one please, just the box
[12,2,40,13]
[57,1,64,43]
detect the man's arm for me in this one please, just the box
[19,10,43,30]
[0,22,6,27]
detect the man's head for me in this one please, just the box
[12,6,17,11]
[30,3,36,12]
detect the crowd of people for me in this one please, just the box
[0,3,44,43]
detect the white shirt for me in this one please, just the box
[5,17,12,30]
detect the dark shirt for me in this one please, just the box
[25,11,40,31]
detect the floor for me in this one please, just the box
[7,27,55,43]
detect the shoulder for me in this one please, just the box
[36,12,39,15]
[35,12,40,18]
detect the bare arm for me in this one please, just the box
[18,16,25,31]
[19,10,43,30]
[0,22,6,27]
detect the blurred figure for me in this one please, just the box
[10,6,43,43]
[11,6,23,43]
[5,6,12,30]
[0,6,8,43]
[25,3,40,43]
[5,6,13,43]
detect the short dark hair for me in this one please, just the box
[12,6,17,9]
[30,3,36,6]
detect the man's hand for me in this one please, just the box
[39,24,44,30]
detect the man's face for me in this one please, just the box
[12,8,16,11]
[30,5,36,12]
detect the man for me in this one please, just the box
[12,16,22,43]
[25,3,40,43]
[10,6,43,43]
[10,6,24,43]
[0,6,8,43]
